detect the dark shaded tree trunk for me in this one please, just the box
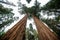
[33,16,59,40]
[1,15,27,40]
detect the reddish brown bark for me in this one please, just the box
[33,16,59,40]
[1,15,27,40]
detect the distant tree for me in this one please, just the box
[29,23,33,32]
[28,23,35,40]
[26,23,38,40]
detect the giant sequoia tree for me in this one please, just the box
[1,0,59,40]
[41,0,60,37]
[18,0,59,40]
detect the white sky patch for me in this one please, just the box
[20,0,50,7]
[8,0,18,5]
[38,0,50,6]
[26,18,37,30]
[20,0,35,7]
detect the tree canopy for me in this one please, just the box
[18,0,41,19]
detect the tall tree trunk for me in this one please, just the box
[33,16,59,40]
[1,15,27,40]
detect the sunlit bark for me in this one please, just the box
[1,15,27,40]
[33,16,59,40]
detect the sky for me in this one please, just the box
[3,0,50,32]
[20,0,50,7]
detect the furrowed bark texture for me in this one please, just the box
[33,16,59,40]
[1,15,27,40]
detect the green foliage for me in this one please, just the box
[41,0,60,12]
[41,0,60,36]
[0,3,19,38]
[42,0,60,9]
[55,15,60,22]
[41,0,60,17]
[0,19,14,29]
[0,4,14,33]
[18,4,28,14]
[0,31,5,38]
[0,4,13,14]
[29,23,33,32]
[18,0,41,19]
[26,23,39,40]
